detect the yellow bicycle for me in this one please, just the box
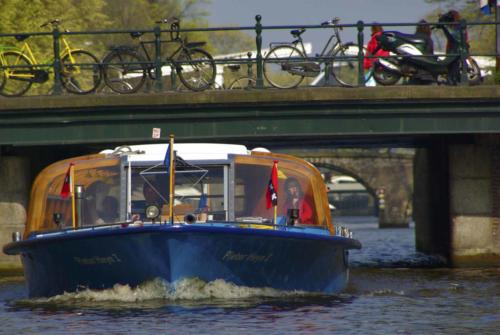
[0,19,102,97]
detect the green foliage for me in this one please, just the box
[424,0,496,55]
[208,30,254,55]
[0,0,255,94]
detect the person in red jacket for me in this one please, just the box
[284,177,313,225]
[364,24,389,85]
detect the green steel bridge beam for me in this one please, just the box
[0,86,499,147]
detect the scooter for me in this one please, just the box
[371,12,482,86]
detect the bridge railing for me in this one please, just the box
[0,16,498,97]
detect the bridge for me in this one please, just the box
[297,150,413,228]
[1,85,500,268]
[0,85,499,145]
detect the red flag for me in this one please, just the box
[266,161,279,209]
[60,163,74,199]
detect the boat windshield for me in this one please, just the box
[130,164,226,222]
[25,155,122,237]
[24,150,331,237]
[129,153,331,229]
[234,153,331,229]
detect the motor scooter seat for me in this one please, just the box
[390,31,425,45]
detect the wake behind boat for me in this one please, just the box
[3,142,361,298]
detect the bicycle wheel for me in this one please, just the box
[0,68,5,91]
[464,56,482,86]
[372,61,401,86]
[263,45,305,89]
[229,76,256,90]
[0,51,33,97]
[61,50,102,94]
[102,49,147,94]
[176,48,216,91]
[330,43,366,87]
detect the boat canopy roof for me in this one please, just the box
[101,143,250,162]
[24,144,333,237]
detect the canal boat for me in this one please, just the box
[3,143,361,298]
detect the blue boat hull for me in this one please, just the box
[4,224,361,298]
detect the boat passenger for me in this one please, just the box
[143,182,164,205]
[284,177,313,225]
[96,196,119,224]
[83,181,107,226]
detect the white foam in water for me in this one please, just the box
[36,278,310,303]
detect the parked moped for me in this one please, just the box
[371,12,482,86]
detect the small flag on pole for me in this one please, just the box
[198,193,208,212]
[266,161,279,209]
[163,144,170,169]
[60,163,74,199]
[480,0,496,15]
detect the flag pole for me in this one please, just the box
[274,161,278,225]
[169,134,175,224]
[274,205,277,226]
[70,164,76,229]
[496,1,500,74]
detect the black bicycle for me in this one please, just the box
[101,18,216,94]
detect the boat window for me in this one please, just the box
[36,157,122,234]
[234,154,329,228]
[130,164,226,223]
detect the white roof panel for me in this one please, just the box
[102,143,250,162]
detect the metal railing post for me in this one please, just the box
[247,51,253,78]
[52,27,63,95]
[459,19,469,85]
[171,67,177,90]
[255,15,264,88]
[357,20,365,87]
[154,25,163,92]
[247,51,254,88]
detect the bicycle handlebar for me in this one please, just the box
[40,19,61,29]
[321,17,340,26]
[155,17,180,25]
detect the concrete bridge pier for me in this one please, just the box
[0,156,29,269]
[377,185,412,228]
[414,140,500,266]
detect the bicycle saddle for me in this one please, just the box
[130,32,144,38]
[14,34,30,42]
[228,64,241,71]
[290,28,306,37]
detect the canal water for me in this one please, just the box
[0,217,498,335]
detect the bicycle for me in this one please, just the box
[101,17,216,94]
[227,52,256,90]
[0,19,102,97]
[263,18,366,89]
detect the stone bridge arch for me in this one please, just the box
[312,162,378,214]
[297,151,414,227]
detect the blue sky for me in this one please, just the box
[204,0,442,52]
